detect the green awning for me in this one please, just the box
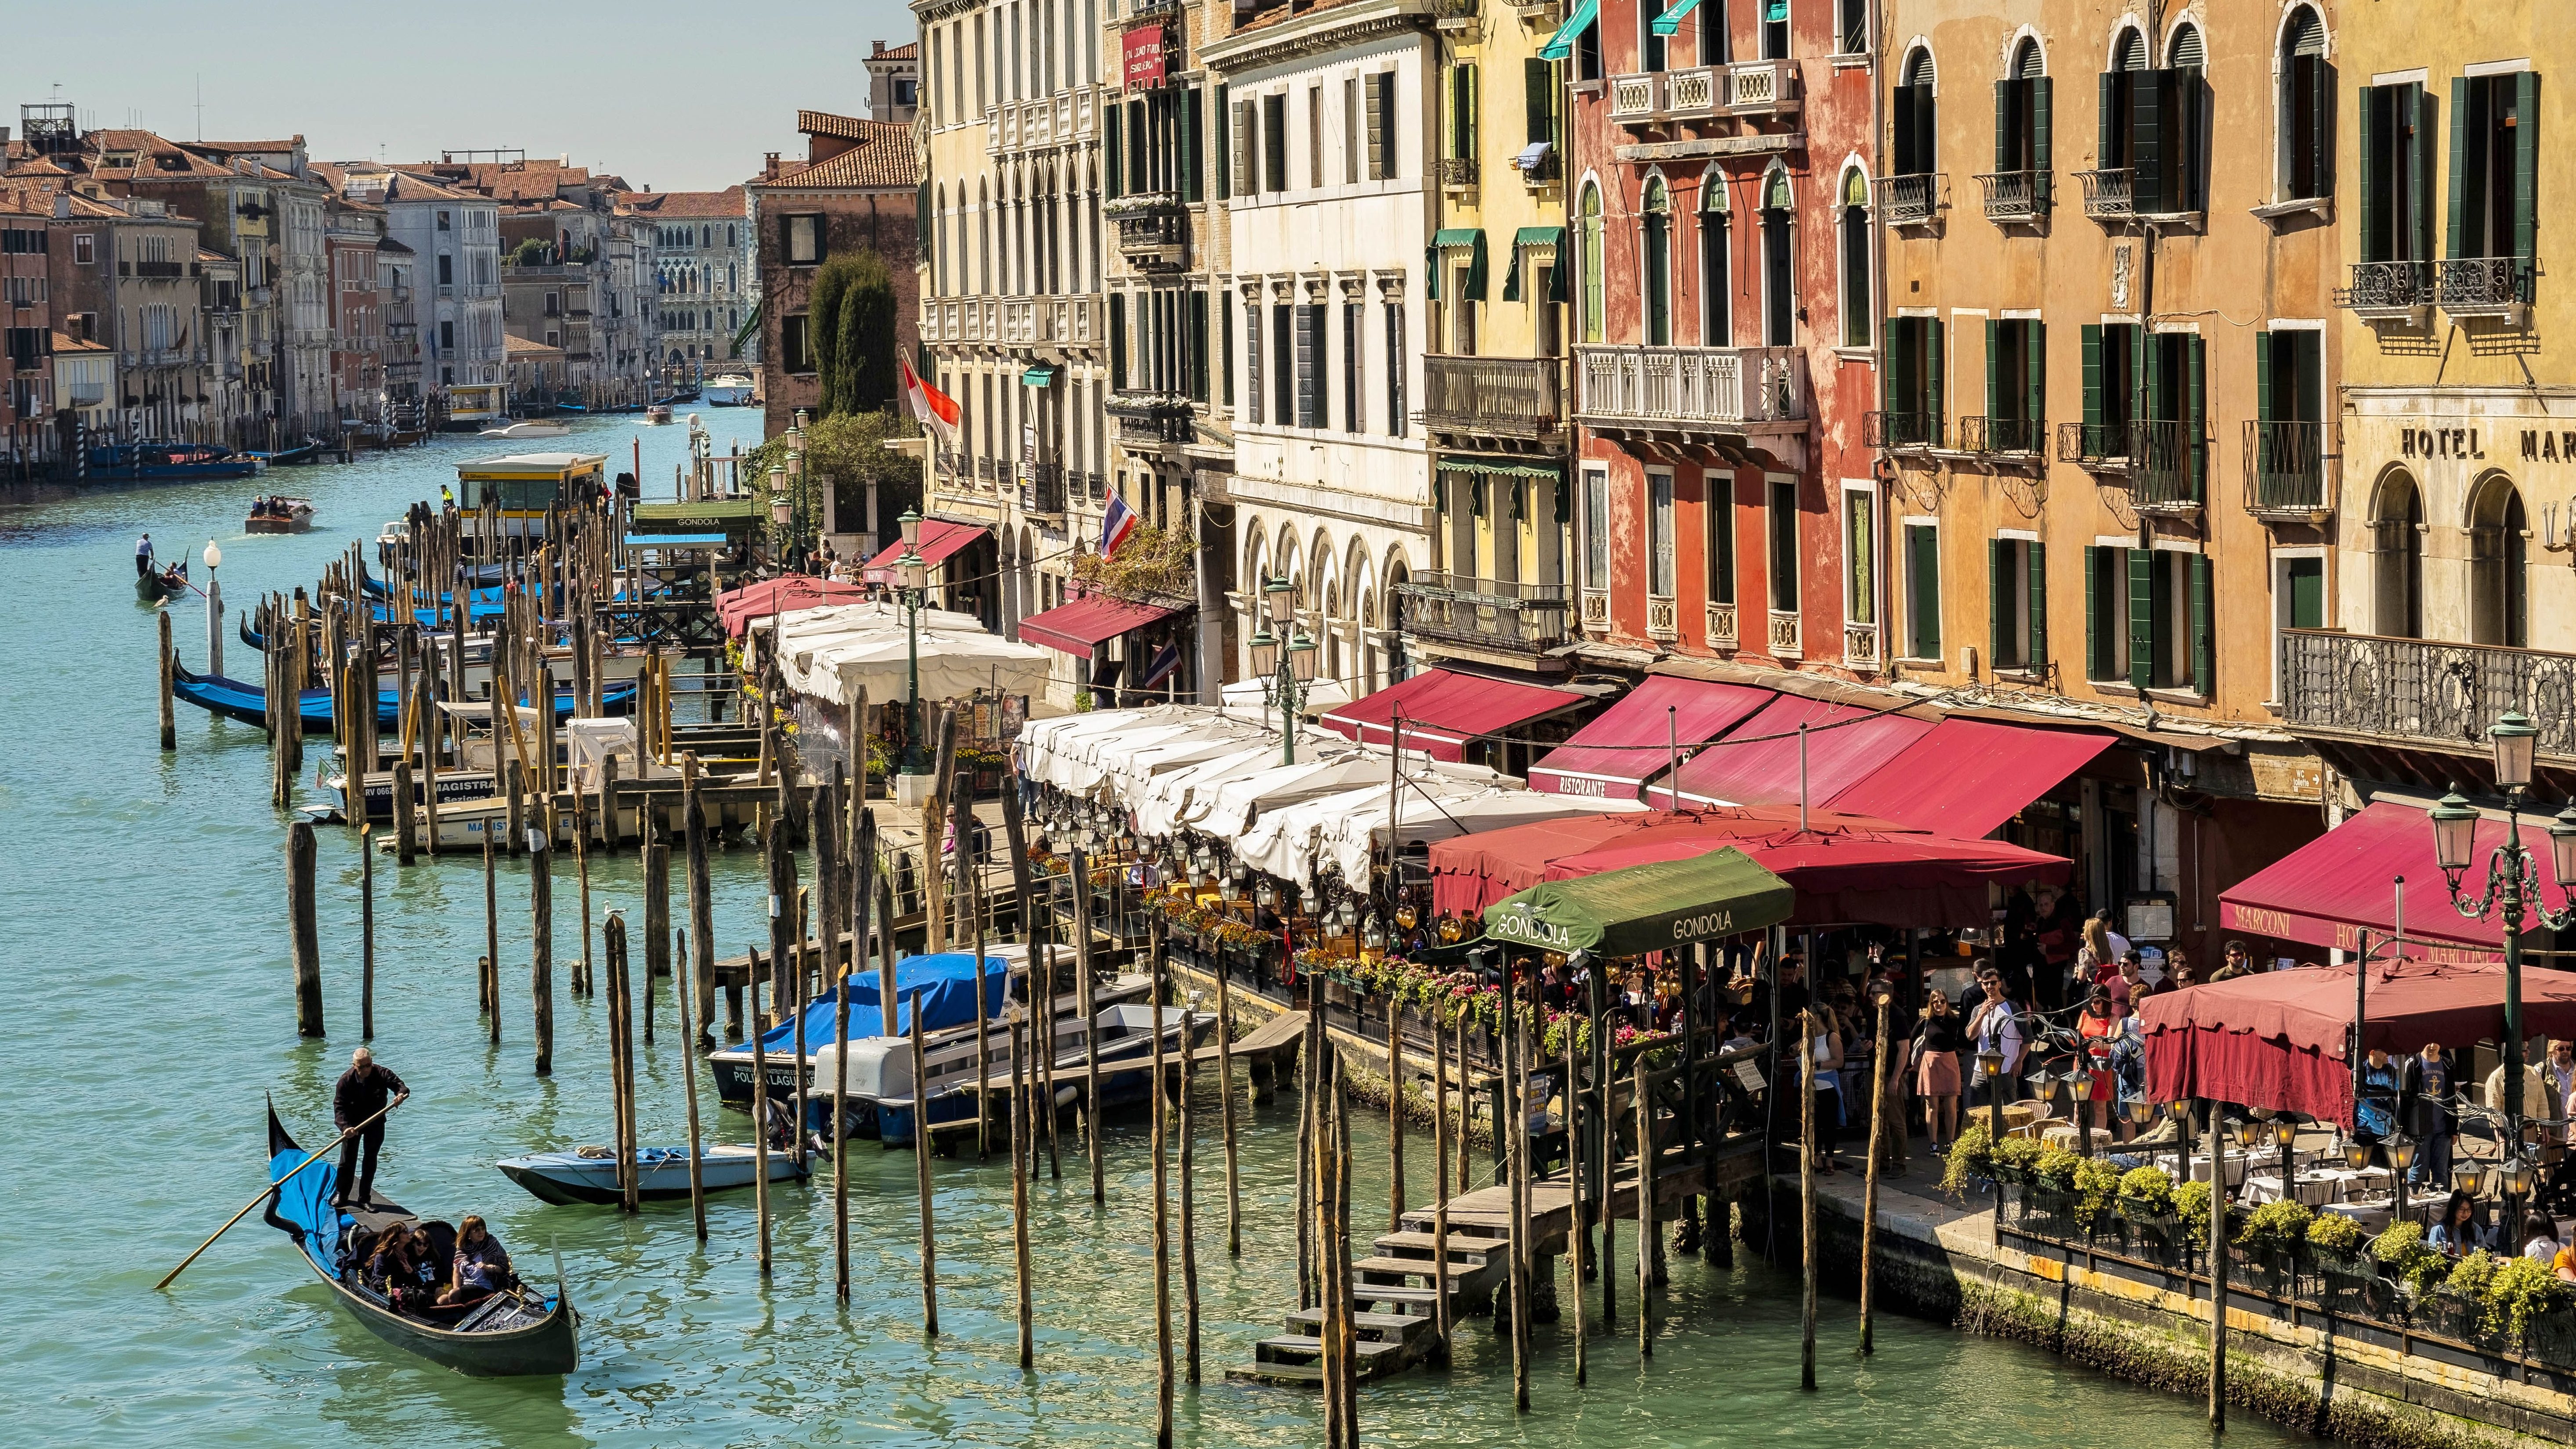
[1022,365,1058,387]
[1540,0,1599,60]
[1481,847,1794,956]
[1425,228,1487,302]
[1501,226,1567,301]
[1651,0,1703,36]
[1436,457,1564,479]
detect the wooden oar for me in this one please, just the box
[156,1097,404,1291]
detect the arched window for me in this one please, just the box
[2372,471,2424,638]
[2470,473,2529,647]
[1893,47,1936,178]
[1641,175,1673,346]
[1698,169,1730,345]
[2112,27,2146,73]
[2167,21,2204,68]
[977,180,993,292]
[1838,167,1870,347]
[1996,39,2048,200]
[934,184,948,296]
[1579,182,1605,343]
[1760,167,1794,347]
[2278,6,2330,201]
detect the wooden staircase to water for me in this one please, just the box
[1226,1222,1510,1384]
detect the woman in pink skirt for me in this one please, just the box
[1912,991,1964,1153]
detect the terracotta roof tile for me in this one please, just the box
[624,186,747,219]
[756,122,918,191]
[796,110,876,143]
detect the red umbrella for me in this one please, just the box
[716,575,871,637]
[2140,958,2576,1125]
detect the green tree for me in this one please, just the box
[806,251,899,418]
[506,237,552,266]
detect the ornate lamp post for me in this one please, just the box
[2430,710,2576,1221]
[1248,573,1319,764]
[896,508,928,782]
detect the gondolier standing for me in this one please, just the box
[135,532,154,578]
[333,1047,408,1210]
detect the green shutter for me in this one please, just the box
[1988,539,2006,666]
[2187,335,2207,499]
[2098,72,2116,165]
[2254,329,2273,425]
[2514,70,2541,264]
[2027,321,2046,429]
[2446,76,2470,258]
[2131,70,2164,213]
[1882,317,1907,416]
[2027,541,2048,668]
[2083,545,2103,679]
[1181,87,1203,204]
[1189,290,1210,402]
[1215,85,1232,201]
[2032,77,2053,195]
[2412,84,2438,263]
[1926,319,1944,446]
[2189,551,2213,695]
[1984,317,2000,420]
[2312,62,2337,200]
[1106,104,1124,198]
[1994,80,2013,170]
[1467,229,1489,301]
[2357,85,2382,262]
[1109,292,1127,389]
[2081,323,2103,430]
[2127,548,2154,689]
[1526,59,1555,146]
[1911,526,1940,659]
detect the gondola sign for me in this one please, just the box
[1484,904,1565,949]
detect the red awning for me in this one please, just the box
[1825,718,2116,838]
[1016,595,1181,656]
[1319,668,1589,762]
[1647,694,1935,808]
[860,519,988,583]
[2141,959,2576,1124]
[1527,676,1773,800]
[716,575,871,637]
[1546,823,2070,930]
[2217,799,2543,963]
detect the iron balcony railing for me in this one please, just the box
[2435,255,2537,314]
[2337,260,2435,314]
[2130,418,2204,513]
[2243,419,2330,519]
[1977,170,2050,222]
[1107,391,1194,444]
[2075,168,2136,220]
[1021,461,1067,515]
[1436,156,1479,189]
[2281,628,2576,759]
[1864,409,1942,450]
[1421,355,1562,438]
[2056,420,2131,466]
[1574,344,1805,430]
[1960,414,2045,456]
[1878,173,1940,227]
[1396,573,1572,654]
[1110,193,1186,272]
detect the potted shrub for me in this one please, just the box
[2368,1220,2449,1299]
[1940,1122,1995,1196]
[1989,1133,2045,1186]
[2435,1249,2501,1342]
[2072,1156,2122,1233]
[2235,1198,2313,1289]
[2482,1254,2573,1342]
[2024,1148,2085,1233]
[2175,1179,2215,1254]
[2305,1210,2367,1271]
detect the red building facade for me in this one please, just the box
[1564,0,1879,674]
[325,215,381,416]
[0,197,52,475]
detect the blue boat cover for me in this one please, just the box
[268,1142,347,1272]
[735,952,1009,1054]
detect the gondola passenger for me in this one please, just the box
[441,1216,513,1306]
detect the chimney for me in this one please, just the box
[764,152,781,180]
[873,39,886,56]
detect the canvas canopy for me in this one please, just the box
[732,950,1015,1055]
[1481,847,1795,956]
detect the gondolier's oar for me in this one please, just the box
[155,1097,403,1291]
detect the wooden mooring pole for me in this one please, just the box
[673,873,708,1242]
[288,820,323,1036]
[359,826,376,1041]
[481,833,499,1040]
[1799,1009,1818,1391]
[1636,1052,1654,1361]
[1012,1014,1033,1370]
[1860,994,1890,1355]
[158,610,176,750]
[749,953,773,1278]
[910,998,938,1335]
[1434,1008,1454,1365]
[1180,998,1201,1386]
[1152,932,1174,1448]
[1219,955,1240,1256]
[1565,1023,1584,1384]
[2209,1102,2228,1428]
[531,833,554,1076]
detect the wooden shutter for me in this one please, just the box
[2130,70,2164,212]
[2026,541,2047,669]
[1985,317,2000,420]
[1109,292,1128,390]
[2098,73,2117,168]
[2309,60,2336,201]
[1911,526,1940,660]
[2026,320,2046,429]
[1231,98,1253,197]
[2083,545,2103,679]
[1264,94,1289,192]
[1882,317,1908,416]
[2081,323,2102,431]
[2514,70,2541,264]
[1915,84,1937,174]
[1294,303,1319,428]
[1366,73,1388,179]
[1244,298,1262,423]
[2126,548,2154,689]
[1216,86,1233,201]
[2254,329,2273,424]
[1222,291,1236,405]
[1106,104,1124,198]
[2187,335,2207,498]
[1181,87,1204,204]
[1189,290,1210,403]
[1273,303,1293,424]
[2032,76,2053,191]
[1384,300,1406,436]
[1994,81,2014,170]
[2411,83,2438,263]
[1926,319,1944,446]
[2446,76,2470,258]
[1988,539,2006,666]
[1526,58,1555,147]
[2189,552,2213,694]
[2357,85,2382,261]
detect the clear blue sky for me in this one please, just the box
[4,0,914,194]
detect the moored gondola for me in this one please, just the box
[261,1103,578,1376]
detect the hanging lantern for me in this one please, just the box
[1362,915,1387,952]
[1395,902,1418,931]
[2068,1072,2095,1104]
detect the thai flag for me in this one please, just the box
[898,352,959,448]
[1139,641,1183,688]
[1099,492,1140,555]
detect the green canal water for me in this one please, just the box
[0,413,2301,1446]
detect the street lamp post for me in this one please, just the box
[896,509,928,786]
[1247,573,1318,764]
[2429,710,2576,1220]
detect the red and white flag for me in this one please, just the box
[899,353,959,448]
[1100,492,1140,555]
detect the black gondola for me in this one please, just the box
[260,1103,578,1376]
